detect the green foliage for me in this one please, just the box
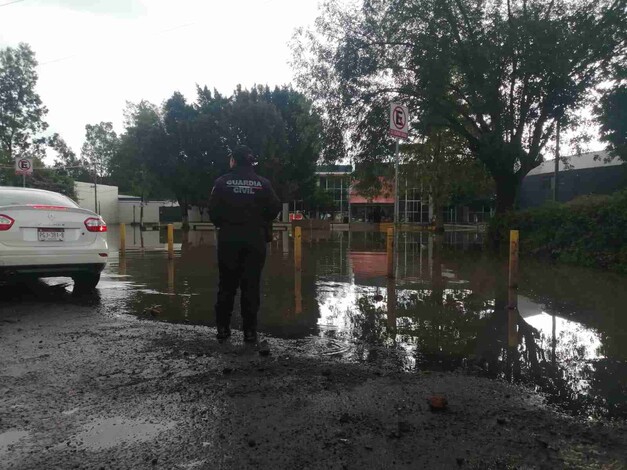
[0,43,48,165]
[107,86,322,216]
[490,190,627,272]
[596,85,627,161]
[307,185,336,212]
[27,168,77,200]
[293,0,626,214]
[108,101,171,200]
[403,128,494,228]
[49,133,91,182]
[81,122,119,179]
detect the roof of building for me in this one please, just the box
[527,150,624,176]
[118,195,142,201]
[316,164,352,175]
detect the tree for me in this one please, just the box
[403,128,493,230]
[101,86,322,227]
[596,85,627,161]
[109,101,172,201]
[0,43,48,184]
[49,133,91,181]
[230,85,322,204]
[81,122,119,180]
[293,0,626,214]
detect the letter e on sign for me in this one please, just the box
[389,103,409,139]
[15,158,33,176]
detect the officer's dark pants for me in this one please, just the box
[215,226,267,331]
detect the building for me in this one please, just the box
[315,165,433,224]
[316,165,351,221]
[118,195,179,225]
[519,150,627,208]
[75,181,179,225]
[75,181,119,223]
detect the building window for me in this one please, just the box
[319,175,349,217]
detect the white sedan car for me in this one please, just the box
[0,187,108,292]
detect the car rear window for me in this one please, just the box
[0,189,79,208]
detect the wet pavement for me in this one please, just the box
[1,226,626,469]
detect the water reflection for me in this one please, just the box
[102,228,626,419]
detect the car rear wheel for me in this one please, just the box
[72,273,101,293]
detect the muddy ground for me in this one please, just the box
[1,286,626,470]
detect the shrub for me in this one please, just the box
[489,190,627,272]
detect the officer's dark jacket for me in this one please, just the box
[208,166,281,231]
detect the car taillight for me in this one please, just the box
[84,217,107,232]
[0,214,14,231]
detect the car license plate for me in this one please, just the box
[38,228,65,242]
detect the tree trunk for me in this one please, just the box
[179,198,190,231]
[488,173,521,248]
[494,174,518,215]
[432,192,445,233]
[139,194,145,231]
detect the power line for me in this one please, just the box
[0,0,26,8]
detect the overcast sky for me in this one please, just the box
[0,0,321,160]
[0,0,605,164]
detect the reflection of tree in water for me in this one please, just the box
[344,233,626,419]
[512,315,626,419]
[472,281,626,419]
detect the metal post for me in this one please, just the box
[507,230,519,348]
[282,203,289,223]
[167,259,175,295]
[394,139,400,226]
[553,120,560,202]
[294,263,302,315]
[347,173,351,226]
[167,224,174,259]
[22,174,25,188]
[119,223,126,256]
[404,178,408,225]
[93,161,98,213]
[386,227,394,278]
[294,226,302,272]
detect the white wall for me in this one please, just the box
[118,201,179,224]
[75,181,119,223]
[188,205,210,223]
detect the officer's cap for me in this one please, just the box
[231,145,256,166]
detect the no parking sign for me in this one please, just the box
[389,103,409,139]
[15,158,33,176]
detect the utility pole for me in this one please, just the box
[553,120,560,202]
[93,161,99,214]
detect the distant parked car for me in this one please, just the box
[0,187,108,292]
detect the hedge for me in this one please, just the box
[490,190,627,273]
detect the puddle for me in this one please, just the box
[68,417,176,451]
[6,227,626,419]
[0,430,30,456]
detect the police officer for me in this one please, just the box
[208,146,281,343]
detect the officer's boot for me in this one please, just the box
[216,311,232,342]
[243,329,257,343]
[217,325,231,342]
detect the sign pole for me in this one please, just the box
[553,119,560,202]
[22,174,25,188]
[394,138,400,226]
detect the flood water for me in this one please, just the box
[99,227,626,419]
